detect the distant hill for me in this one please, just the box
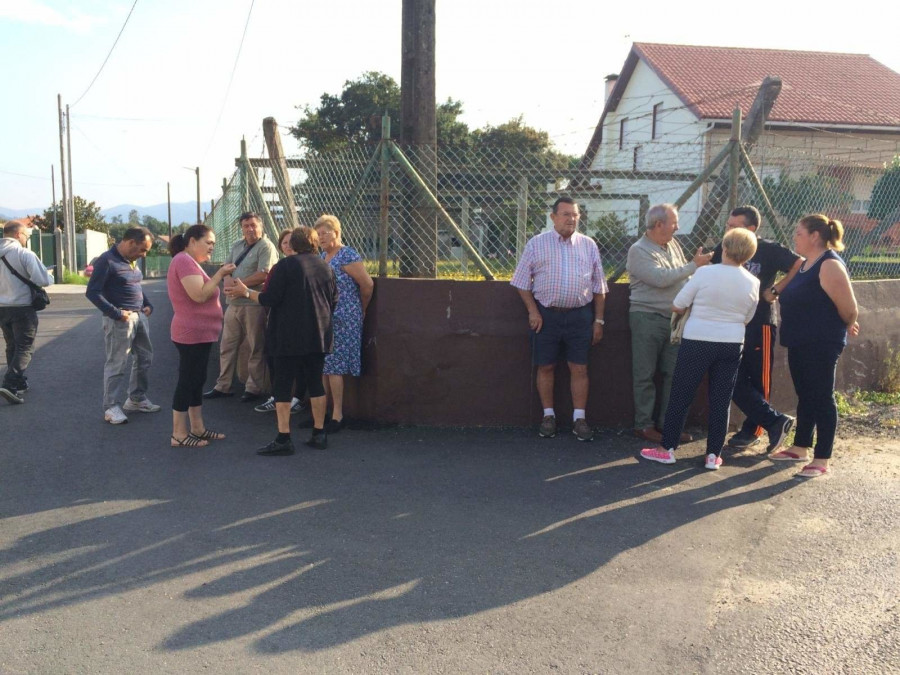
[101,202,199,226]
[0,207,43,220]
[2,201,201,225]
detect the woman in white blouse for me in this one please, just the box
[640,227,760,470]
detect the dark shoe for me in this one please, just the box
[634,427,662,443]
[727,430,762,449]
[326,418,344,434]
[573,418,594,442]
[0,387,24,404]
[305,431,328,450]
[678,431,693,443]
[256,438,296,456]
[203,388,233,400]
[538,415,557,438]
[766,415,795,452]
[240,391,264,403]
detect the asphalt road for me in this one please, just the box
[1,280,897,674]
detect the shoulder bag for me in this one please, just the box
[1,255,51,311]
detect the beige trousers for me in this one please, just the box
[214,304,269,394]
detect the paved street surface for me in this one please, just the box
[1,280,898,674]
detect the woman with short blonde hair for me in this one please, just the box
[314,214,374,431]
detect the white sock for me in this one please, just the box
[543,408,555,418]
[573,409,586,421]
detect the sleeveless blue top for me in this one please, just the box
[778,249,848,348]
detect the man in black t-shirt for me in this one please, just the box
[711,206,803,450]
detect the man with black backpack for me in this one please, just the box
[0,221,53,404]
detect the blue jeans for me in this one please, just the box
[0,306,39,389]
[102,312,153,409]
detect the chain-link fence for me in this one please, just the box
[205,135,900,281]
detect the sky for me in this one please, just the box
[1,0,899,212]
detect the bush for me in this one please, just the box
[63,270,89,285]
[876,347,900,394]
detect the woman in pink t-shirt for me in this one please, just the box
[166,225,236,447]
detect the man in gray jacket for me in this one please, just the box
[626,204,711,442]
[0,221,53,404]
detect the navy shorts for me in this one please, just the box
[532,303,593,366]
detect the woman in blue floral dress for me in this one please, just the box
[315,214,374,431]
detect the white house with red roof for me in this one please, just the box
[579,43,900,241]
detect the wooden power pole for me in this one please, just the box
[263,117,299,231]
[399,0,437,278]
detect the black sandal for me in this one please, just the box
[190,429,226,441]
[171,435,208,447]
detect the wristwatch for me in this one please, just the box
[594,318,605,325]
[245,289,251,299]
[769,286,780,297]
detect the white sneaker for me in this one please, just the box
[254,396,276,413]
[705,453,723,470]
[104,405,128,425]
[290,397,303,414]
[123,398,161,413]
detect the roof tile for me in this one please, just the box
[634,43,900,127]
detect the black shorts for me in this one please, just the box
[532,303,592,366]
[272,354,326,401]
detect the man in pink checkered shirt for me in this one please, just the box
[511,196,608,441]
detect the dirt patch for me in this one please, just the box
[837,395,900,441]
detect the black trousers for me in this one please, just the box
[272,354,325,402]
[172,342,213,412]
[732,324,781,435]
[661,339,743,456]
[788,341,844,459]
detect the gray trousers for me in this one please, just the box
[102,312,153,410]
[630,310,679,430]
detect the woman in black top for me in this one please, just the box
[773,214,859,477]
[228,227,338,454]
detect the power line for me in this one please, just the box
[201,0,256,162]
[71,0,140,108]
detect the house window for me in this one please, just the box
[652,103,662,140]
[852,199,871,214]
[619,118,628,150]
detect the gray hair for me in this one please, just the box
[645,203,676,230]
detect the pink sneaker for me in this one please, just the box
[640,447,676,464]
[705,453,723,470]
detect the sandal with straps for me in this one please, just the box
[190,429,226,441]
[171,435,208,448]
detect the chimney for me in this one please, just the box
[604,74,619,102]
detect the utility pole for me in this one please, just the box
[195,166,201,225]
[66,104,76,269]
[399,0,437,278]
[167,182,172,239]
[57,95,69,275]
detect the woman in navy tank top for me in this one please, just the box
[772,214,859,477]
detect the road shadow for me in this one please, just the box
[0,281,800,654]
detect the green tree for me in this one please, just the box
[37,195,108,234]
[867,155,900,221]
[762,172,853,225]
[141,215,169,237]
[290,71,471,153]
